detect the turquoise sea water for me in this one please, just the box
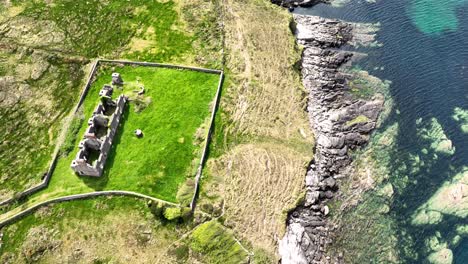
[297,1,468,263]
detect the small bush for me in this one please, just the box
[163,207,183,221]
[190,221,248,264]
[163,206,192,222]
[200,203,214,214]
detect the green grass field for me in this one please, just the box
[0,0,223,200]
[28,64,220,203]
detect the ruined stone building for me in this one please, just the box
[71,81,127,177]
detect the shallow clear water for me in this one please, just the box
[296,1,468,263]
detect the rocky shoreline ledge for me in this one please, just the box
[271,0,327,8]
[278,14,385,263]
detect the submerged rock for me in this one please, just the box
[412,168,468,224]
[412,210,443,225]
[452,107,468,134]
[427,248,453,264]
[416,118,455,155]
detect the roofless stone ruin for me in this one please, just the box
[71,74,127,177]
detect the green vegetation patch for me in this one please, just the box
[0,196,187,263]
[32,64,220,202]
[18,0,192,60]
[345,115,369,127]
[1,0,209,200]
[176,178,196,206]
[0,56,85,199]
[190,220,248,264]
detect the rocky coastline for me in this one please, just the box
[278,14,385,263]
[271,0,327,8]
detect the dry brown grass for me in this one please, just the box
[1,201,185,264]
[222,0,312,142]
[38,213,177,264]
[199,0,314,259]
[206,143,310,258]
[192,0,316,259]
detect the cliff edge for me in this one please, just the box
[280,14,385,264]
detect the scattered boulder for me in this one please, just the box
[134,129,143,138]
[322,205,330,216]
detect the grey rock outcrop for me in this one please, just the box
[279,15,384,263]
[271,0,327,8]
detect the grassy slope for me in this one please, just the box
[0,58,85,197]
[0,0,199,199]
[0,198,249,264]
[0,197,188,263]
[198,0,314,260]
[0,1,226,261]
[18,0,192,60]
[1,0,315,262]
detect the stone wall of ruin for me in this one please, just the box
[93,95,127,175]
[71,95,126,177]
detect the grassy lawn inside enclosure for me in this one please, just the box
[29,64,220,203]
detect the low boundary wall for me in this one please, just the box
[0,59,224,226]
[190,72,224,211]
[98,59,222,74]
[0,191,178,228]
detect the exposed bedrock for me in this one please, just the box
[271,0,327,8]
[279,15,384,264]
